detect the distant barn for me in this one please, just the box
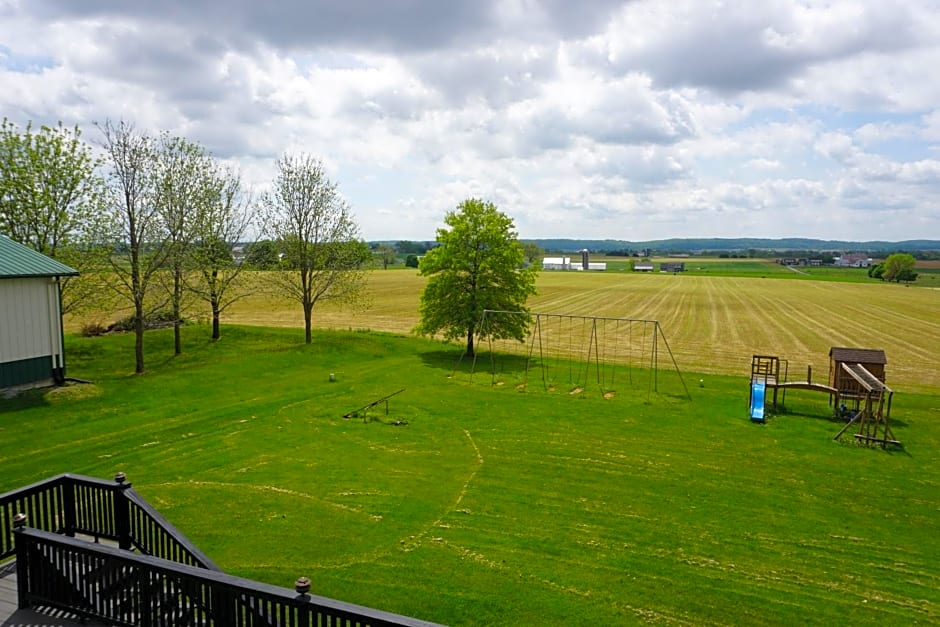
[834,254,872,268]
[0,235,78,391]
[541,255,606,271]
[542,256,571,270]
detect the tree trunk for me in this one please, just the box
[465,326,475,357]
[131,241,145,374]
[211,301,221,340]
[134,304,145,374]
[173,270,182,355]
[210,271,221,340]
[304,302,313,344]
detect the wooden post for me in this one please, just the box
[113,472,133,550]
[212,586,236,625]
[12,513,29,609]
[296,576,313,627]
[807,365,812,385]
[62,479,76,537]
[138,563,153,627]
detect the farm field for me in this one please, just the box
[75,268,937,393]
[583,256,940,287]
[2,326,939,625]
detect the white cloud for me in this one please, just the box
[0,0,938,241]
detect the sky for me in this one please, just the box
[1,0,939,242]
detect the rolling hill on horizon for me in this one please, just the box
[524,237,940,253]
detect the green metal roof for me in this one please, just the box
[0,234,79,278]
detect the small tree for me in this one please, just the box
[187,166,254,340]
[405,254,419,268]
[415,198,537,356]
[244,240,280,269]
[522,241,544,265]
[98,120,168,374]
[0,118,110,314]
[374,243,397,269]
[882,253,917,283]
[153,134,219,355]
[262,154,370,344]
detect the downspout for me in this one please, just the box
[50,276,66,385]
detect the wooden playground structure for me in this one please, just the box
[749,348,899,448]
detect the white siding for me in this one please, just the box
[0,278,56,364]
[542,257,571,270]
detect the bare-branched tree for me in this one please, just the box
[262,154,370,344]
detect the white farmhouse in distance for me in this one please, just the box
[834,253,873,268]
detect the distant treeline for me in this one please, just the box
[363,238,940,259]
[515,238,940,259]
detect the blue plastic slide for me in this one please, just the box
[750,381,766,423]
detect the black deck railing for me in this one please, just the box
[14,527,439,627]
[2,474,442,626]
[1,473,217,571]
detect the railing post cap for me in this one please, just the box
[13,512,27,528]
[114,471,127,484]
[295,576,311,595]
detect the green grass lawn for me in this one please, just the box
[2,325,938,625]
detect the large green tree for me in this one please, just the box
[881,252,917,283]
[0,118,110,314]
[262,154,370,344]
[415,198,537,357]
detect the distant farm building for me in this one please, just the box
[660,262,685,273]
[541,251,606,271]
[634,263,654,272]
[834,254,872,268]
[542,256,572,270]
[0,235,78,391]
[576,249,606,271]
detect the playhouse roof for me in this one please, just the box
[0,235,79,279]
[829,347,887,365]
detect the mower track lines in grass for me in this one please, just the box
[400,429,483,553]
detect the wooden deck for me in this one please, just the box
[0,563,104,627]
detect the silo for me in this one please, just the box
[580,249,589,270]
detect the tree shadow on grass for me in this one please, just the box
[419,349,534,376]
[418,349,466,373]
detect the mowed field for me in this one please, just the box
[5,326,939,625]
[170,267,940,393]
[22,263,940,625]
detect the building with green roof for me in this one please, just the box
[0,234,79,390]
